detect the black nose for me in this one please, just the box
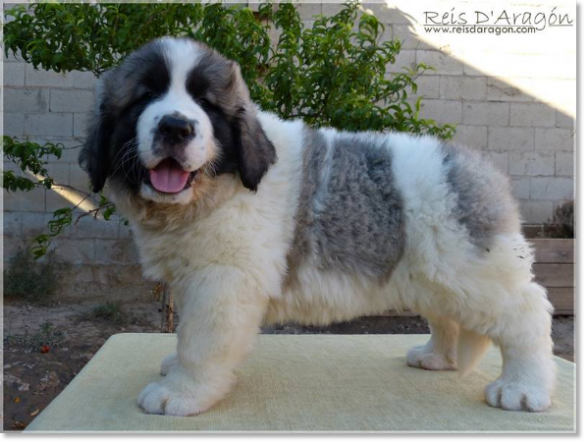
[158,115,195,143]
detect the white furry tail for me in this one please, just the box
[457,328,491,377]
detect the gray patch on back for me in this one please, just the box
[286,128,406,285]
[441,144,520,250]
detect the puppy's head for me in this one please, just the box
[80,37,276,205]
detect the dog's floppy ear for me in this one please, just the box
[79,75,113,193]
[231,63,276,191]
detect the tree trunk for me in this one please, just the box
[160,283,174,333]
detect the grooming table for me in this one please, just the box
[26,334,575,432]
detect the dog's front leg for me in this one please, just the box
[138,267,268,416]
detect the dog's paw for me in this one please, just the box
[138,369,221,416]
[160,353,178,376]
[407,345,457,370]
[138,381,207,416]
[485,378,551,412]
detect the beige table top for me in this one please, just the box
[26,333,575,433]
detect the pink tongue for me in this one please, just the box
[149,159,191,194]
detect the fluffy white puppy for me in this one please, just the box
[80,37,556,416]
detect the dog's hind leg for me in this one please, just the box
[481,282,556,412]
[407,315,459,370]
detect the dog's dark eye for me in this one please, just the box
[141,90,155,101]
[198,97,220,114]
[198,97,212,108]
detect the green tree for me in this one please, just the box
[3,1,454,257]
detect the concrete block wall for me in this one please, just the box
[1,56,149,299]
[365,0,576,224]
[2,0,576,300]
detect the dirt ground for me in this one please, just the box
[2,300,575,431]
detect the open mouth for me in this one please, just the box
[146,158,198,194]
